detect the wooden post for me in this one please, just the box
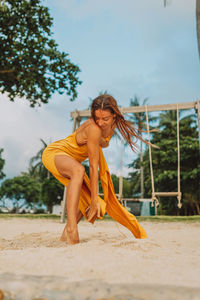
[60,188,66,223]
[60,112,79,223]
[76,115,81,128]
[119,176,123,201]
[140,140,144,198]
[119,138,124,201]
[196,100,200,152]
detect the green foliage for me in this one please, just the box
[0,174,41,212]
[128,95,149,130]
[0,148,5,180]
[0,0,81,106]
[122,177,133,198]
[110,174,119,194]
[29,138,49,180]
[110,174,132,198]
[41,176,63,213]
[97,173,132,198]
[127,95,158,131]
[26,138,63,212]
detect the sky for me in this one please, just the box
[0,0,200,180]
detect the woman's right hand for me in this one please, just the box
[85,202,101,223]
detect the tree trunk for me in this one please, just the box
[140,139,144,198]
[195,202,200,215]
[184,205,187,216]
[48,205,53,214]
[197,0,200,59]
[15,202,19,214]
[119,138,124,199]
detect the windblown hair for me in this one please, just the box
[91,94,148,152]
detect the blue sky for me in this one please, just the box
[0,0,200,179]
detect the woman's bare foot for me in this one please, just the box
[60,225,68,242]
[60,225,79,244]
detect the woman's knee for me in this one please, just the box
[60,165,85,180]
[67,164,85,181]
[54,155,85,179]
[71,164,85,180]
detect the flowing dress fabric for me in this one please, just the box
[42,131,147,239]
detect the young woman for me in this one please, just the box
[42,94,148,244]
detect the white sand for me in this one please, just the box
[0,218,200,289]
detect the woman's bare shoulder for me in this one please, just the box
[76,119,102,145]
[77,119,100,132]
[86,119,101,137]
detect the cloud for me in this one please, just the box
[103,137,138,176]
[0,94,78,177]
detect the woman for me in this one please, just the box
[42,94,148,244]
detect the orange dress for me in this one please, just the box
[42,131,147,239]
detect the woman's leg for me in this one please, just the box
[54,155,85,244]
[60,207,83,242]
[76,207,83,224]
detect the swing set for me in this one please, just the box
[145,104,182,209]
[61,100,200,222]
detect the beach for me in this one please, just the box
[0,218,200,299]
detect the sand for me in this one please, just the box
[0,218,200,299]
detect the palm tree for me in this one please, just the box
[159,110,180,136]
[29,138,49,181]
[159,109,197,131]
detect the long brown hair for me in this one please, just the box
[91,94,149,152]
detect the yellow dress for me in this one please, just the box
[42,131,147,239]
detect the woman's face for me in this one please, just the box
[94,109,115,130]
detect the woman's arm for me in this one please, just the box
[86,124,101,221]
[87,124,101,203]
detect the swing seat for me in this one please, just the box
[153,192,181,197]
[152,192,182,209]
